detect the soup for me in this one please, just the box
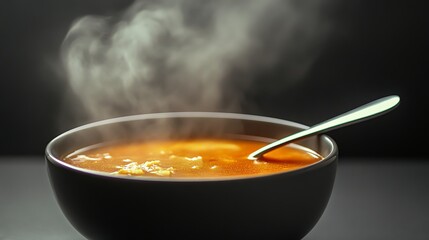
[63,137,322,178]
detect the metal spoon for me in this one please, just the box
[248,95,400,160]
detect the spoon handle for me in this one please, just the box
[248,95,400,160]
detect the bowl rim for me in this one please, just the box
[46,112,338,182]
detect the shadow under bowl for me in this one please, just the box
[45,112,338,240]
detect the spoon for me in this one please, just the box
[248,95,400,160]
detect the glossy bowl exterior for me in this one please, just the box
[46,112,338,240]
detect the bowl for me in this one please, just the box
[46,112,338,240]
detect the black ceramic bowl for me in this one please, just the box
[46,112,338,240]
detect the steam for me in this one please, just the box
[61,0,331,122]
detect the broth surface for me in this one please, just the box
[63,138,323,178]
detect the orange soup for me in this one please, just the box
[63,138,323,178]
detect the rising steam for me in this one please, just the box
[61,0,331,122]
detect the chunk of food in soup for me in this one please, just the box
[63,138,323,178]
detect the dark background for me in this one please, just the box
[0,0,427,158]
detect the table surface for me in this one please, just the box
[1,157,428,240]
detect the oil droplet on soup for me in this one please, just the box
[63,138,323,178]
